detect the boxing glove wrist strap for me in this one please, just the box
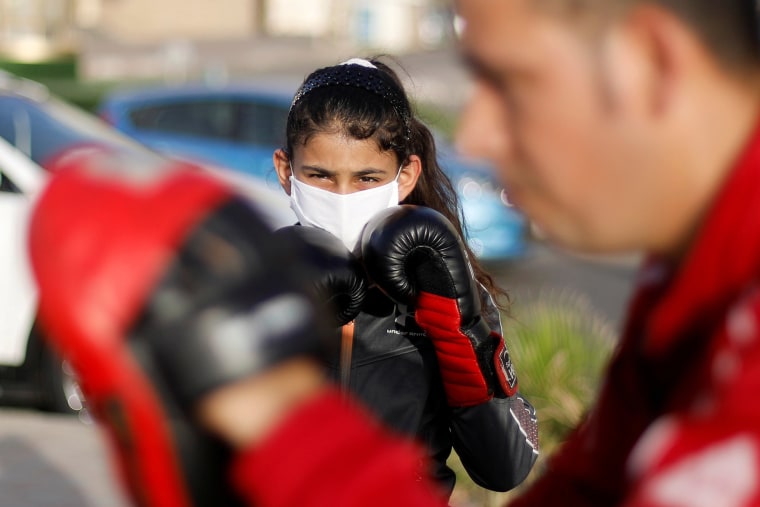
[414,291,518,406]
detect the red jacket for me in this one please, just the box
[510,121,760,507]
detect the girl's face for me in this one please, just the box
[274,132,421,200]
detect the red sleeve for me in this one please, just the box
[620,417,760,507]
[619,300,760,507]
[511,292,760,507]
[230,388,448,507]
[509,331,655,507]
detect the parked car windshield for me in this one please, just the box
[128,98,288,147]
[0,94,149,169]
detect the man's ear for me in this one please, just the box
[273,149,292,195]
[398,155,422,202]
[601,4,692,119]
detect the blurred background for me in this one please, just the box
[0,2,638,506]
[0,0,468,108]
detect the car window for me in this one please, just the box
[0,100,31,157]
[0,170,20,193]
[129,100,237,140]
[235,101,288,147]
[128,97,289,148]
[0,94,144,168]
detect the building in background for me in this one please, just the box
[0,0,77,61]
[0,0,455,82]
[79,0,257,43]
[265,0,453,52]
[0,0,453,62]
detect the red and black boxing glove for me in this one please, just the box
[361,205,518,407]
[29,149,334,507]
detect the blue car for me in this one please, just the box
[98,82,527,259]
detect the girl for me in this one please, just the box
[273,57,538,498]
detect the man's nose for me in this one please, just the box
[455,81,513,167]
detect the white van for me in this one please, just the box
[0,72,295,415]
[0,131,84,413]
[0,73,158,415]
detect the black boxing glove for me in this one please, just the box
[361,205,518,407]
[132,199,332,409]
[29,153,334,507]
[273,225,367,327]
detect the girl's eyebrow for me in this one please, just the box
[353,168,387,177]
[301,165,335,176]
[302,166,388,177]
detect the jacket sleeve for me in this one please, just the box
[446,288,539,491]
[508,311,660,507]
[620,415,760,507]
[618,295,760,507]
[450,392,539,491]
[230,388,448,507]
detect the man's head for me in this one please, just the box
[535,1,760,71]
[456,0,760,256]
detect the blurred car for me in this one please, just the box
[0,71,294,417]
[0,117,85,416]
[98,83,291,185]
[98,82,528,260]
[434,137,527,260]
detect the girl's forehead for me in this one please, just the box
[297,133,388,157]
[292,134,398,171]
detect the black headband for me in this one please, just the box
[289,61,412,140]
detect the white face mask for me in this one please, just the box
[289,168,401,253]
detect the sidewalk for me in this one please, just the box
[0,409,129,507]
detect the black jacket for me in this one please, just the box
[325,287,539,496]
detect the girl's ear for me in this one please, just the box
[273,149,293,195]
[398,155,422,202]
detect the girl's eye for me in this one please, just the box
[358,176,380,183]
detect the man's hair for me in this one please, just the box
[539,0,760,71]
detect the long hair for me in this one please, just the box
[285,57,507,307]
